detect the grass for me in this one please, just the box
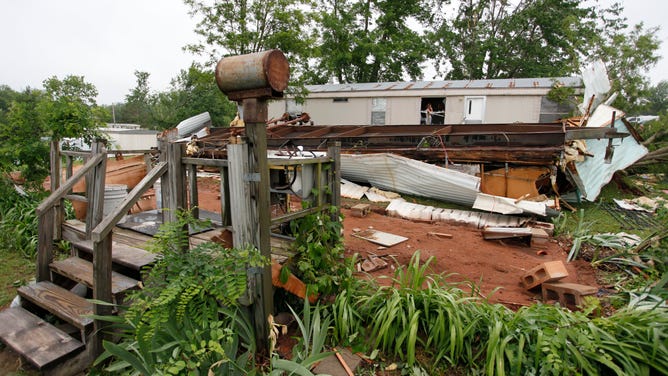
[0,250,33,308]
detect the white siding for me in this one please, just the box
[484,96,541,123]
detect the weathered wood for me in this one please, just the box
[49,257,138,296]
[0,307,83,370]
[243,98,273,356]
[18,281,94,331]
[270,206,323,226]
[182,157,229,167]
[328,141,342,217]
[91,162,167,242]
[228,142,253,247]
[164,142,186,223]
[187,163,199,219]
[37,210,55,282]
[36,153,106,216]
[51,140,64,240]
[111,226,153,248]
[86,142,107,239]
[92,236,113,358]
[221,166,232,226]
[72,239,158,271]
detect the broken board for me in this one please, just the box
[353,229,408,247]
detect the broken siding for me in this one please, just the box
[570,105,648,201]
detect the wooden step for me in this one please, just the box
[0,307,83,370]
[71,239,159,271]
[17,281,94,332]
[50,257,139,296]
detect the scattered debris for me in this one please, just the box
[473,192,551,217]
[312,347,362,376]
[428,232,453,239]
[351,203,370,217]
[542,282,598,311]
[601,202,661,230]
[482,227,533,241]
[361,255,389,272]
[352,229,408,247]
[521,261,569,290]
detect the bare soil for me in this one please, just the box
[195,176,599,308]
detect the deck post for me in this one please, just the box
[227,141,252,247]
[50,140,63,239]
[91,236,113,357]
[85,142,107,239]
[327,141,342,217]
[164,142,187,223]
[243,98,273,357]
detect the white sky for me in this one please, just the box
[0,0,666,105]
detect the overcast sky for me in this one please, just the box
[0,0,666,105]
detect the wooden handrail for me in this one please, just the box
[91,161,168,242]
[61,149,158,157]
[36,153,106,216]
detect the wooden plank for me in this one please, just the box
[187,163,199,219]
[86,142,107,239]
[0,307,83,369]
[50,257,139,295]
[18,281,94,330]
[92,236,113,358]
[182,157,229,167]
[228,142,253,247]
[72,239,158,271]
[61,219,86,244]
[111,227,152,248]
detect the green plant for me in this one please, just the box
[289,205,345,295]
[0,176,45,259]
[95,210,268,375]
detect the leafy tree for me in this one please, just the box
[0,76,106,184]
[644,80,668,115]
[433,0,597,79]
[121,70,154,127]
[183,0,318,81]
[314,0,433,83]
[589,3,661,113]
[154,64,237,128]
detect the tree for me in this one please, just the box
[122,70,154,127]
[183,0,318,81]
[644,81,668,115]
[0,76,106,184]
[588,2,661,113]
[152,64,237,129]
[433,0,597,80]
[315,0,434,83]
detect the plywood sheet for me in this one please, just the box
[353,229,408,247]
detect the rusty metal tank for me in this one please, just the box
[215,49,290,97]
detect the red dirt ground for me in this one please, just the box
[195,176,599,308]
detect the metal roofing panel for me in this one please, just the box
[340,153,480,206]
[304,77,582,93]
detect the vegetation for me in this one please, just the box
[332,252,668,375]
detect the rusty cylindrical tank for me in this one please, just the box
[215,49,290,96]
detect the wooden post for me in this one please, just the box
[187,163,199,219]
[85,142,107,239]
[36,212,54,282]
[228,142,252,247]
[165,142,187,223]
[221,166,232,227]
[50,140,63,239]
[91,235,113,357]
[243,98,273,357]
[327,141,341,217]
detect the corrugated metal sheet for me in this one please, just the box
[571,105,649,201]
[386,199,528,228]
[176,112,211,138]
[305,77,581,94]
[340,153,480,206]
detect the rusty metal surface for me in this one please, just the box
[215,49,290,95]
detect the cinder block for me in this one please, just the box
[351,203,370,217]
[530,228,550,246]
[521,260,568,290]
[542,282,598,310]
[532,221,555,236]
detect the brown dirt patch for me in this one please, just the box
[195,176,599,309]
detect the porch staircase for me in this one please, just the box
[0,220,158,375]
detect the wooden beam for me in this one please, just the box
[228,142,253,247]
[182,157,229,168]
[86,142,107,239]
[221,166,232,227]
[328,141,341,214]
